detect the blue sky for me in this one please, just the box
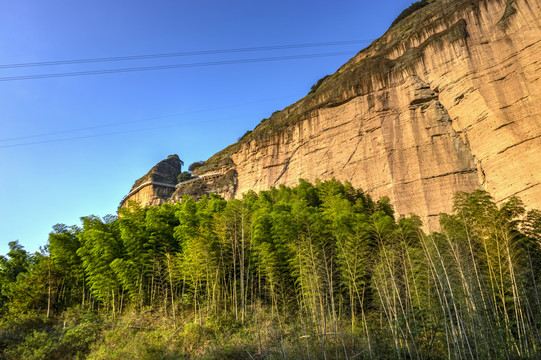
[0,0,414,255]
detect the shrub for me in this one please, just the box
[2,312,100,360]
[177,172,193,183]
[391,0,429,27]
[238,130,252,141]
[309,74,330,94]
[188,161,204,172]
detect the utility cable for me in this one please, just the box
[0,51,355,82]
[0,94,300,143]
[0,40,370,69]
[0,112,265,149]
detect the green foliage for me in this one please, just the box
[77,216,123,312]
[309,74,331,94]
[0,241,30,314]
[2,182,541,359]
[86,325,174,360]
[391,1,429,27]
[238,130,252,141]
[176,171,193,183]
[0,241,30,283]
[1,308,100,360]
[48,224,85,312]
[188,161,205,172]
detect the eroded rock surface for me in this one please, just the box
[120,155,182,208]
[121,0,541,230]
[169,169,238,202]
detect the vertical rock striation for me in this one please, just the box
[121,0,541,230]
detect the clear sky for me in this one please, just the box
[0,0,414,256]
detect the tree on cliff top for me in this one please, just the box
[188,161,205,172]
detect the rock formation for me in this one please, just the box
[169,169,238,202]
[120,155,182,208]
[121,0,541,230]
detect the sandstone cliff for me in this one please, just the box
[168,169,238,202]
[121,0,541,229]
[120,155,182,208]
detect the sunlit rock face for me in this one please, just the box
[122,0,541,230]
[120,155,181,208]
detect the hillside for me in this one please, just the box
[121,0,541,230]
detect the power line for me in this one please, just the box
[0,51,356,82]
[0,94,300,143]
[0,112,265,149]
[0,123,188,149]
[0,40,370,69]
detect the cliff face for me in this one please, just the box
[120,155,182,208]
[169,169,238,202]
[122,0,541,229]
[226,75,480,229]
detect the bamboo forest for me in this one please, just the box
[1,179,541,359]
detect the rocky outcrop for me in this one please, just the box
[121,0,541,230]
[120,155,182,208]
[169,169,238,202]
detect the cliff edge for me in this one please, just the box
[120,155,182,208]
[121,0,541,230]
